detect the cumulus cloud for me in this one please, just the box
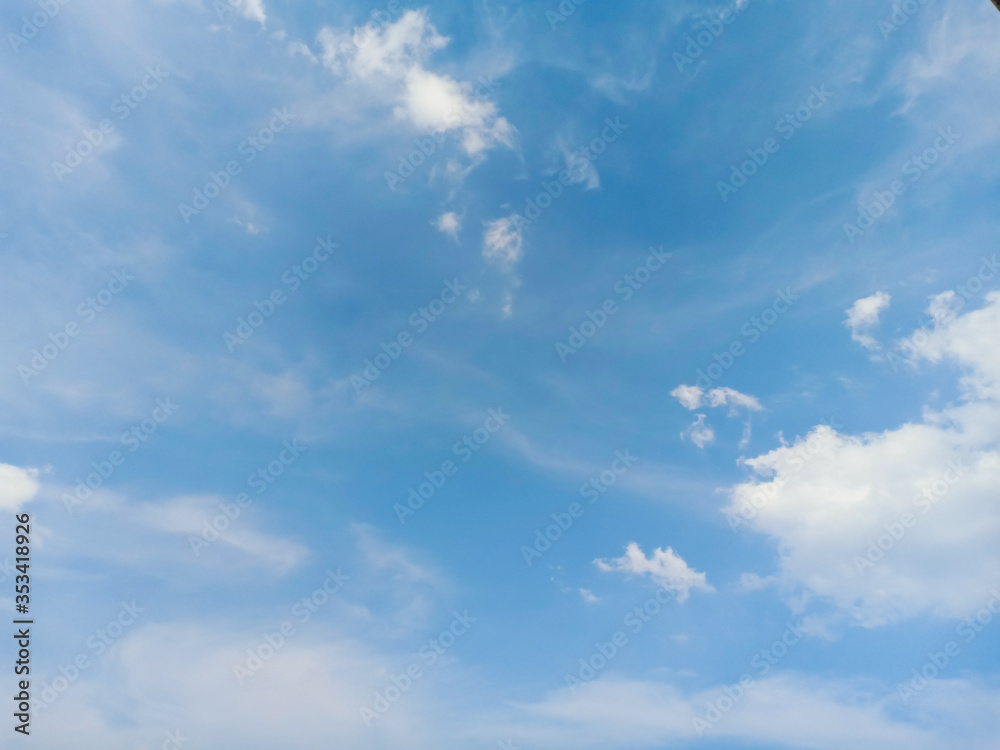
[482,216,523,269]
[727,291,1000,627]
[0,463,39,513]
[595,542,713,602]
[845,291,891,350]
[899,290,1000,399]
[671,384,703,410]
[436,211,460,237]
[681,413,715,448]
[318,10,513,156]
[671,385,762,413]
[242,0,266,25]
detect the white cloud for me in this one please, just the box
[672,385,762,413]
[899,290,1000,399]
[595,542,713,603]
[579,588,600,604]
[706,386,763,413]
[681,413,715,448]
[674,386,759,449]
[670,384,703,410]
[482,216,523,269]
[29,628,1000,750]
[0,463,40,513]
[845,291,891,350]
[140,495,308,573]
[241,0,266,25]
[891,2,1000,153]
[32,621,433,750]
[215,0,267,25]
[318,10,513,156]
[727,292,1000,626]
[436,211,460,237]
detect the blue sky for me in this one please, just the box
[2,0,1000,747]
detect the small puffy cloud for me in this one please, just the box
[681,414,715,448]
[482,216,523,269]
[501,291,515,318]
[0,463,39,513]
[436,211,460,237]
[595,542,713,603]
[672,385,761,413]
[670,384,703,410]
[579,588,600,604]
[318,10,513,156]
[845,291,891,350]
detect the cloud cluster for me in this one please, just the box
[729,292,1000,626]
[318,10,513,156]
[672,385,762,448]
